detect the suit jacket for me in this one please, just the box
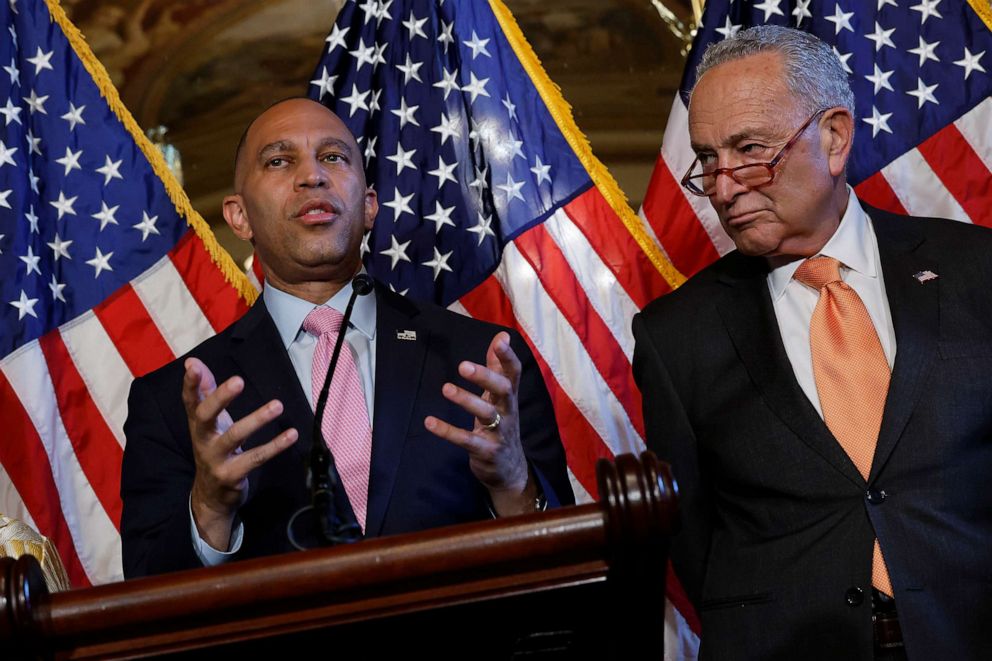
[632,204,992,660]
[121,283,573,578]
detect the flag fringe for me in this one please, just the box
[43,0,258,306]
[967,0,992,31]
[488,0,687,290]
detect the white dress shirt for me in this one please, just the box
[192,276,377,565]
[767,187,897,418]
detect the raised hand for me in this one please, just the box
[424,332,538,517]
[183,357,298,549]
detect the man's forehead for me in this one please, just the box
[246,100,356,153]
[688,55,801,142]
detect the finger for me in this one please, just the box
[424,416,489,453]
[181,358,211,415]
[488,332,521,389]
[227,426,299,478]
[457,361,512,401]
[441,382,499,425]
[214,399,287,456]
[189,375,246,435]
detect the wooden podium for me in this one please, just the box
[1,452,677,659]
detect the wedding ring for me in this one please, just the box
[480,411,501,431]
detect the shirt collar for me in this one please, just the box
[767,187,875,300]
[262,273,377,349]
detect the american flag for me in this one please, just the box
[0,0,252,587]
[643,0,992,279]
[308,0,698,654]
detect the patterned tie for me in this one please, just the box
[794,256,893,596]
[303,307,372,531]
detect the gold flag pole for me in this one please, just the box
[691,0,705,28]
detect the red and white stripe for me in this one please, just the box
[643,97,992,276]
[0,230,249,587]
[452,184,701,658]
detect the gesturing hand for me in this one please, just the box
[424,332,538,517]
[182,357,298,550]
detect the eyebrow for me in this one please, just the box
[256,137,354,162]
[691,127,784,152]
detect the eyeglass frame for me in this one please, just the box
[680,108,831,197]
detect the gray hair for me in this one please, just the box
[693,25,855,118]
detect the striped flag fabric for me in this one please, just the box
[643,0,992,279]
[307,0,698,655]
[0,0,253,587]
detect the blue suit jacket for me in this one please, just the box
[121,283,573,577]
[633,205,992,660]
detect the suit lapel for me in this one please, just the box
[716,256,866,488]
[229,300,314,465]
[365,287,429,537]
[869,210,939,481]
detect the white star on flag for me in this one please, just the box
[382,187,415,218]
[421,247,454,280]
[85,247,113,278]
[46,234,73,261]
[55,146,83,175]
[310,67,337,100]
[96,156,124,185]
[466,213,496,245]
[132,212,160,241]
[9,290,39,320]
[825,5,855,35]
[464,31,491,59]
[49,190,78,219]
[92,201,120,230]
[26,46,53,74]
[424,201,456,233]
[60,102,86,130]
[380,235,412,268]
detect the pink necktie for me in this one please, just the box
[303,307,372,531]
[794,256,893,596]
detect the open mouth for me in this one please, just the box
[295,200,338,224]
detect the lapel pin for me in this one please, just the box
[913,270,939,284]
[396,330,417,341]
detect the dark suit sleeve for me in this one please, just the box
[120,368,204,578]
[509,330,575,508]
[632,312,711,607]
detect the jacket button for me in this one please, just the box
[845,587,865,607]
[866,488,887,505]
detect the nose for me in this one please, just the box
[710,164,748,207]
[295,156,327,189]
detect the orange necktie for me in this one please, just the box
[794,256,893,596]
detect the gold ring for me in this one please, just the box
[480,411,501,431]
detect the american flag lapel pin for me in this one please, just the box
[913,270,939,284]
[396,330,417,341]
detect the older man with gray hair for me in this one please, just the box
[633,25,992,661]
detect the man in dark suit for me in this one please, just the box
[633,26,992,661]
[121,98,572,577]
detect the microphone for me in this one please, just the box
[308,273,374,546]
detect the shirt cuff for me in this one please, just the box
[188,494,244,566]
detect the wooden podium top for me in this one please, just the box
[1,452,678,660]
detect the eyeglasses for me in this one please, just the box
[680,108,829,197]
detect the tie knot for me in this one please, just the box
[794,256,843,291]
[303,306,345,336]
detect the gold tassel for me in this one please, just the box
[967,0,992,31]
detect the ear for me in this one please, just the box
[821,107,854,178]
[222,194,253,241]
[363,187,378,232]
